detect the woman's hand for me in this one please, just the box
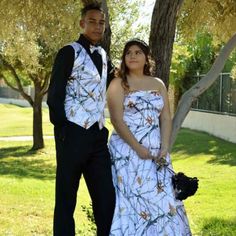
[155,147,168,166]
[135,145,153,160]
[158,147,168,159]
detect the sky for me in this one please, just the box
[132,0,155,41]
[137,0,155,24]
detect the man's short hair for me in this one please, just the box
[81,3,105,18]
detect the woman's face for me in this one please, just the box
[124,45,146,71]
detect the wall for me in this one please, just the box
[0,86,47,101]
[182,110,236,143]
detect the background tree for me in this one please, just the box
[149,0,184,87]
[179,0,236,42]
[170,32,217,112]
[171,34,236,147]
[109,0,146,63]
[169,38,191,112]
[169,0,236,148]
[0,0,82,150]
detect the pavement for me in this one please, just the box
[0,136,54,141]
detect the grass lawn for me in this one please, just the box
[1,104,236,235]
[172,129,236,236]
[0,104,53,137]
[0,139,93,236]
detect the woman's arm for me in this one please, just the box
[107,78,152,159]
[159,80,172,158]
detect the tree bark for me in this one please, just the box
[173,85,181,113]
[149,0,184,87]
[32,80,44,150]
[80,0,94,5]
[100,0,111,55]
[170,33,236,150]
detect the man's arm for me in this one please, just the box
[47,45,74,127]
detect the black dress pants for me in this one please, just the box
[53,121,115,236]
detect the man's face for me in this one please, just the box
[80,9,105,44]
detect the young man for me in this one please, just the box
[47,3,115,236]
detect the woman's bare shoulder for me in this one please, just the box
[108,77,124,92]
[153,77,165,86]
[148,77,166,90]
[110,77,122,86]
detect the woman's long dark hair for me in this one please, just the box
[117,39,154,91]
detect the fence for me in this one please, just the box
[192,73,236,115]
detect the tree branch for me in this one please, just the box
[40,72,51,96]
[1,58,34,106]
[1,74,18,91]
[29,73,36,83]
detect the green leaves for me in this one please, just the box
[179,0,236,42]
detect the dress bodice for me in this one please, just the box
[123,90,164,128]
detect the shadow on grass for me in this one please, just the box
[0,145,55,180]
[0,145,37,159]
[172,129,236,167]
[200,217,236,236]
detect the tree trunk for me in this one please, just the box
[101,0,111,55]
[81,0,93,6]
[173,85,181,113]
[149,0,184,87]
[32,82,44,150]
[170,33,236,150]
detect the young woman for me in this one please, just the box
[107,39,191,236]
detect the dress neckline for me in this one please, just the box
[129,89,158,92]
[126,89,161,95]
